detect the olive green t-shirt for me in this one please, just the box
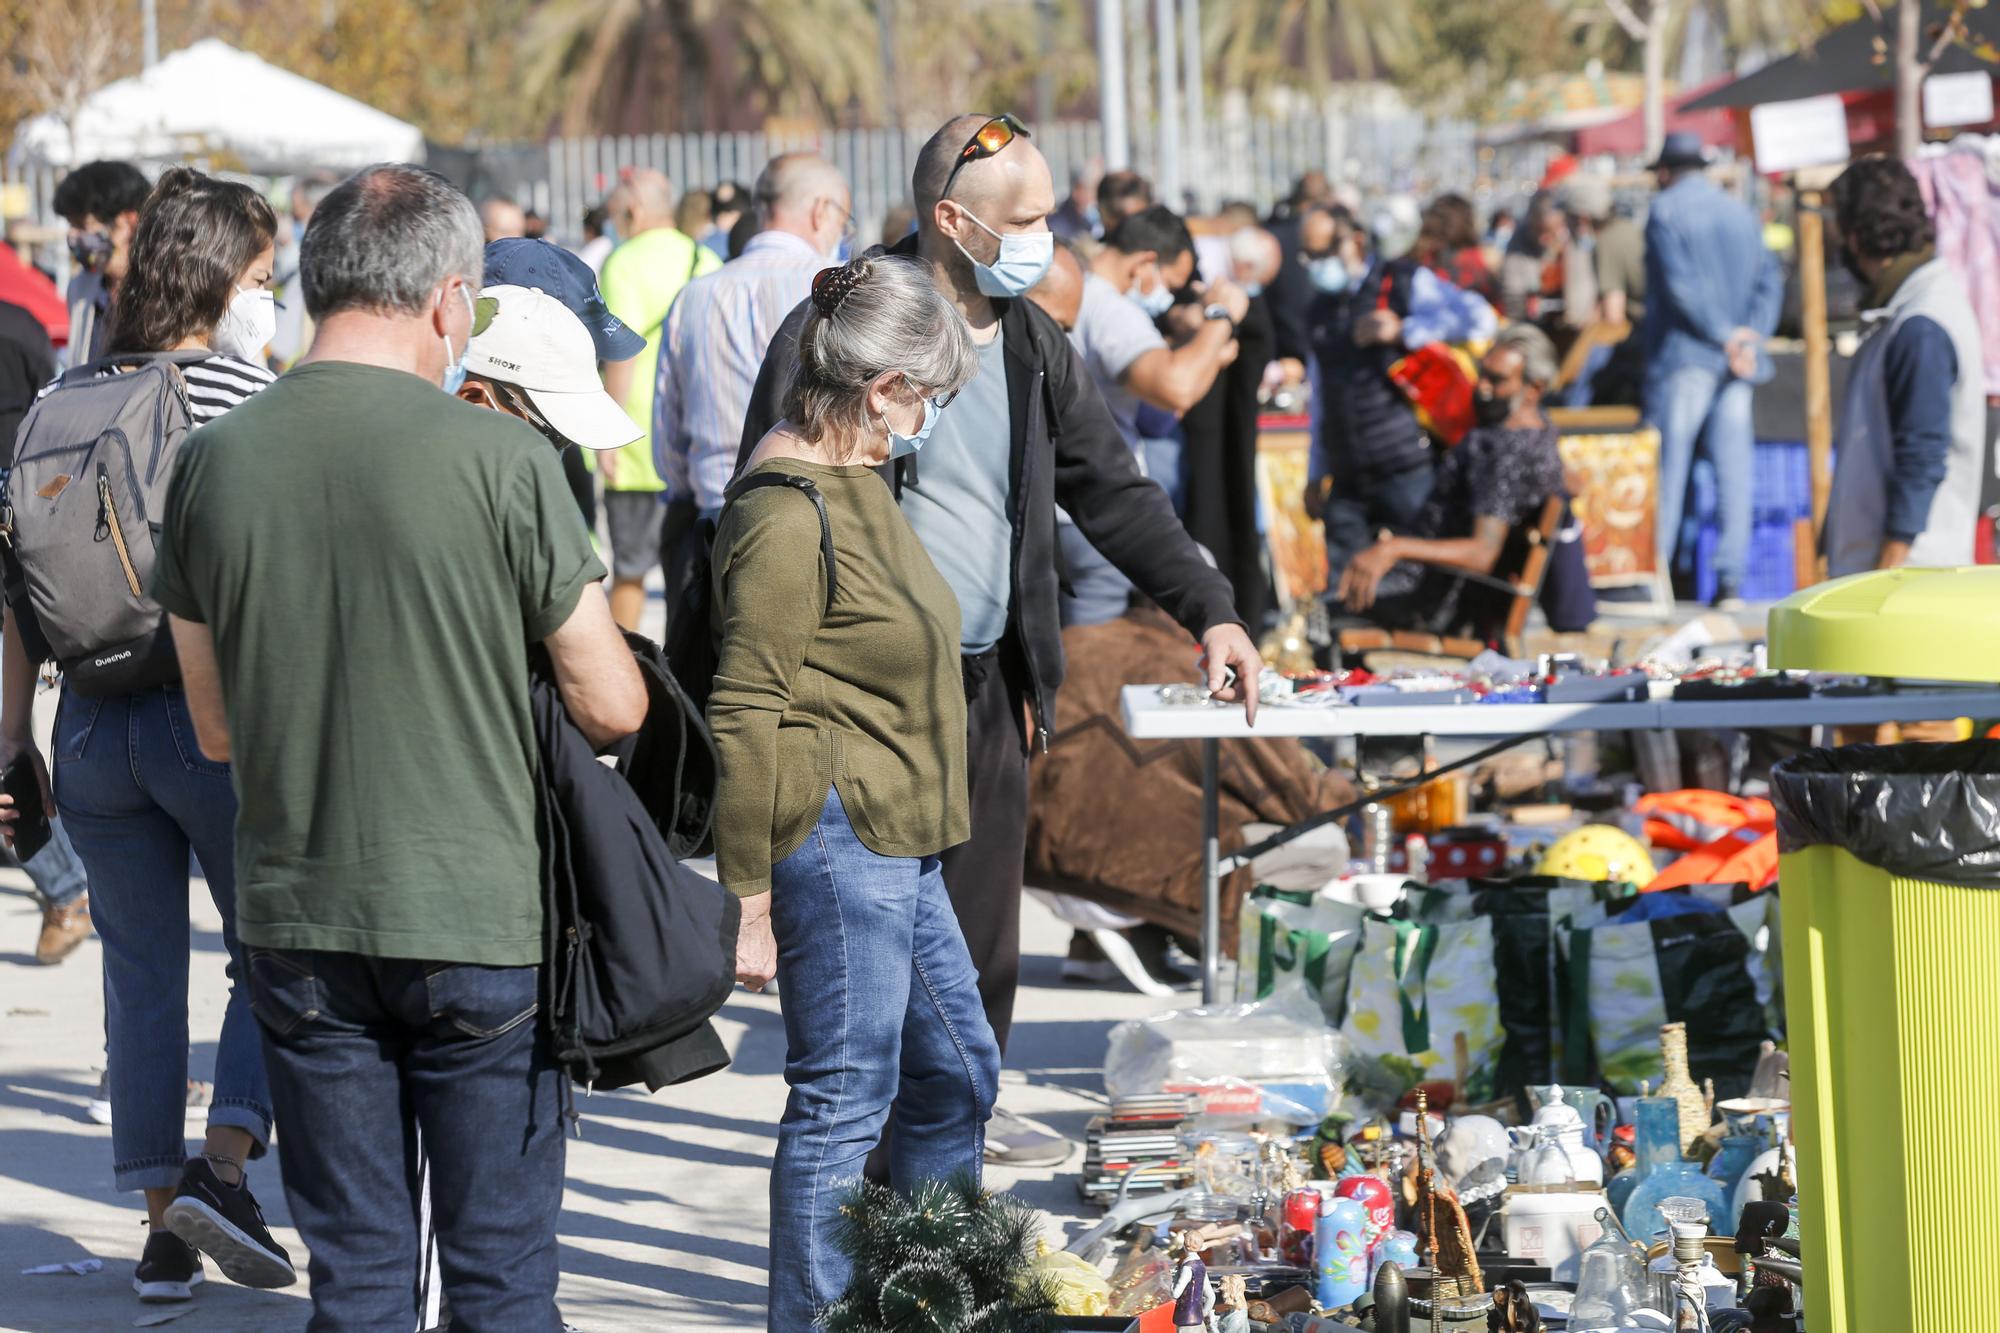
[708,459,970,896]
[153,361,604,965]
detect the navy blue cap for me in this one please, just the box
[482,238,645,362]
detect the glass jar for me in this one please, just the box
[1571,1228,1647,1331]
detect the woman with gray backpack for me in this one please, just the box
[0,167,295,1305]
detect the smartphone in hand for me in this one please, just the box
[3,754,50,861]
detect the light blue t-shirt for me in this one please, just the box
[900,331,1012,654]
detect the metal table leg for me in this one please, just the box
[1201,737,1219,1005]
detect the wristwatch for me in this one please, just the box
[1203,302,1235,324]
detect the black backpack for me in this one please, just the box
[662,472,838,857]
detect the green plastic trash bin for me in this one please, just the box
[1768,568,2000,1333]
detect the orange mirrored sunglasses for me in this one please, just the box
[941,114,1031,200]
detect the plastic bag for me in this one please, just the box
[1773,741,2000,887]
[1341,914,1503,1105]
[1235,888,1367,1025]
[1025,1245,1111,1316]
[1105,984,1347,1126]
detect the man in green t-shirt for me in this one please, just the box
[596,169,723,629]
[154,164,647,1330]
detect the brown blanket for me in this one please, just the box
[1025,609,1356,949]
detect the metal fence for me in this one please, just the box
[0,110,1481,250]
[529,110,1479,245]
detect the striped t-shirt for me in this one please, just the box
[38,352,276,422]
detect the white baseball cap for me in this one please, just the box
[466,284,642,451]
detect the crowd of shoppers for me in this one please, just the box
[3,106,1992,1333]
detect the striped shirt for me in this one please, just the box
[39,352,276,422]
[653,230,828,513]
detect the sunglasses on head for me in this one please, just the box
[941,114,1030,202]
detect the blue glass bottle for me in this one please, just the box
[1606,1097,1680,1218]
[1706,1134,1763,1231]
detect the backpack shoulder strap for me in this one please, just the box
[55,349,212,390]
[723,472,838,615]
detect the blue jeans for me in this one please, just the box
[52,686,270,1191]
[1322,460,1437,588]
[22,815,88,908]
[767,789,1001,1330]
[247,948,565,1332]
[1649,363,1754,589]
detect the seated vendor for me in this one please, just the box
[1334,324,1569,638]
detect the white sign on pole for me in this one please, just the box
[1924,70,1996,130]
[1749,95,1851,175]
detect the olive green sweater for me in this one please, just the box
[708,459,970,896]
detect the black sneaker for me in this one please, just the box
[161,1157,297,1289]
[134,1226,204,1303]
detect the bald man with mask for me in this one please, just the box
[598,168,722,628]
[738,113,1261,1170]
[654,153,851,611]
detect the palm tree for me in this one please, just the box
[1207,0,1417,96]
[517,0,881,135]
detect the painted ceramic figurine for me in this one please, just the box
[1169,1231,1216,1330]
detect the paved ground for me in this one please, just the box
[0,587,1190,1330]
[0,863,1171,1331]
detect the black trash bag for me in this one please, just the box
[1772,741,2000,888]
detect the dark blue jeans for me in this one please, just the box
[767,789,1000,1329]
[246,948,565,1332]
[53,685,270,1190]
[1321,459,1437,589]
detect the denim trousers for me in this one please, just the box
[247,947,565,1332]
[1322,459,1437,587]
[21,815,89,909]
[52,685,270,1190]
[1648,363,1755,587]
[767,789,1001,1330]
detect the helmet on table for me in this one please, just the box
[1536,824,1654,887]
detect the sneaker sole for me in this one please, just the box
[162,1196,297,1289]
[133,1270,204,1302]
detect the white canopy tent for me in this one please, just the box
[14,39,424,172]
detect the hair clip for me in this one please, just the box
[811,263,864,318]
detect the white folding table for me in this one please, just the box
[1119,682,2000,1002]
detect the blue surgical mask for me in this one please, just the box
[955,210,1055,298]
[1130,282,1175,318]
[440,285,474,395]
[888,393,941,459]
[1308,255,1351,294]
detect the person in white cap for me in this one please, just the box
[458,284,645,454]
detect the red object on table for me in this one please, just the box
[1335,1175,1396,1243]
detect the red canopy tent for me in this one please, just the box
[1573,75,1739,158]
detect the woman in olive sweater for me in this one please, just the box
[708,256,991,1329]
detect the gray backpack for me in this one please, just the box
[2,352,210,696]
